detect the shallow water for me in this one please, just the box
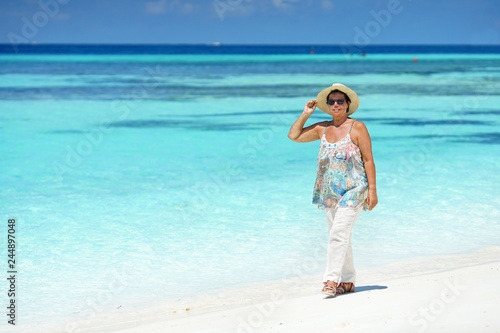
[1,49,499,329]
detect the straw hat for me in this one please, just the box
[316,83,360,116]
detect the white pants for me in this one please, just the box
[322,206,363,284]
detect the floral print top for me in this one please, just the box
[312,120,369,210]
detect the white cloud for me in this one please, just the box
[182,3,195,14]
[321,0,334,10]
[272,0,300,11]
[212,0,256,20]
[145,0,168,15]
[145,0,199,15]
[54,13,71,20]
[232,4,257,16]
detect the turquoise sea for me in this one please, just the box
[1,44,499,331]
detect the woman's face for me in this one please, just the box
[327,92,350,116]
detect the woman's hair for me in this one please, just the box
[327,89,351,113]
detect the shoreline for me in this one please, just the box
[33,246,500,333]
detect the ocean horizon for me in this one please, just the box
[2,43,500,55]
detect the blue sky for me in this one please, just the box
[1,0,499,44]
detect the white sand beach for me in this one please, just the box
[52,246,500,333]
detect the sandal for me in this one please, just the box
[336,282,355,294]
[321,280,337,296]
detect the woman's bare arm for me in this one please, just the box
[288,100,323,143]
[353,121,378,210]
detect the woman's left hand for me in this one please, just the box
[367,188,378,211]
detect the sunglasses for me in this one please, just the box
[327,99,346,106]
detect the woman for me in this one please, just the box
[288,83,378,297]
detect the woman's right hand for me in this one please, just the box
[303,99,317,115]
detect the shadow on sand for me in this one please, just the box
[355,285,388,292]
[323,285,387,299]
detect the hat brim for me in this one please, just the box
[316,83,360,116]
